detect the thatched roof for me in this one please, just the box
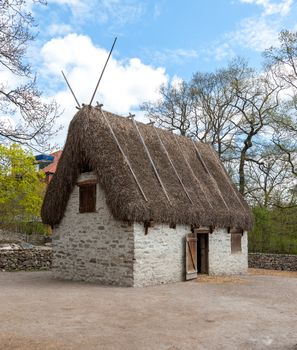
[41,106,253,230]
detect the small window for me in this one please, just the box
[231,233,242,253]
[79,184,96,213]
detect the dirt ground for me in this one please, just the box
[0,269,296,350]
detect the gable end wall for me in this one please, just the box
[52,184,134,286]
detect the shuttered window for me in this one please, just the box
[79,184,96,213]
[231,233,242,253]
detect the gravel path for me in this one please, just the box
[0,270,296,350]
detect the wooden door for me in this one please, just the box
[185,233,197,280]
[197,234,209,274]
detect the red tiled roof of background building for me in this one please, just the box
[43,150,62,174]
[42,150,62,184]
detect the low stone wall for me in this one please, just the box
[2,249,296,273]
[0,248,52,271]
[248,253,297,271]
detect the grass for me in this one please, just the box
[0,221,50,236]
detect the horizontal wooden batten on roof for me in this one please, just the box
[228,227,244,234]
[77,172,98,186]
[193,227,213,234]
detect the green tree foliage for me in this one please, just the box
[0,144,45,224]
[249,206,297,254]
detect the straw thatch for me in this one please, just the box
[41,106,253,230]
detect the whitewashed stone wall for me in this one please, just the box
[208,229,248,275]
[52,181,248,286]
[52,184,134,286]
[133,223,189,287]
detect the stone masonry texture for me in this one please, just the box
[208,229,248,275]
[52,185,134,286]
[52,183,248,286]
[249,253,297,271]
[133,223,189,287]
[0,248,52,271]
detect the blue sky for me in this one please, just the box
[24,0,297,144]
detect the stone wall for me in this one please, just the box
[51,176,248,287]
[133,223,188,287]
[0,247,52,271]
[248,253,297,271]
[208,229,248,275]
[52,183,134,286]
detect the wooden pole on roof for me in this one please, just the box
[172,134,213,209]
[208,146,247,212]
[191,139,230,211]
[130,114,171,204]
[89,37,117,106]
[98,106,148,202]
[61,70,81,108]
[152,126,193,204]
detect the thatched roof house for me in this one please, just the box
[42,106,252,229]
[42,105,252,287]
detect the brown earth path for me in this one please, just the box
[0,269,296,350]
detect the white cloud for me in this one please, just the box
[228,16,279,51]
[210,0,291,59]
[239,0,293,16]
[213,42,235,60]
[47,23,73,36]
[170,75,184,89]
[50,0,145,26]
[150,48,199,65]
[40,33,168,145]
[153,3,162,18]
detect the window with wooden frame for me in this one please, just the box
[79,184,97,213]
[231,232,242,253]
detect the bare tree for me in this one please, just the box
[230,68,280,194]
[141,81,194,136]
[189,59,251,160]
[141,58,282,198]
[0,0,60,150]
[244,145,294,207]
[264,30,297,93]
[264,30,297,177]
